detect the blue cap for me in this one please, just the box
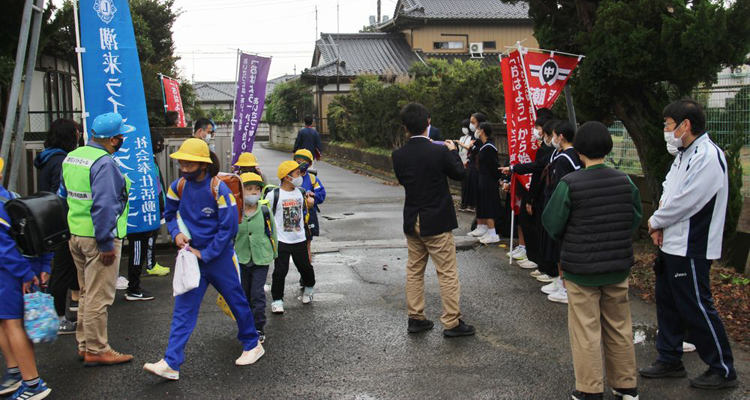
[90,113,136,138]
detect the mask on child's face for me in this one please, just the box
[290,176,303,187]
[244,194,260,205]
[180,168,202,181]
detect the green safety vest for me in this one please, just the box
[62,145,131,239]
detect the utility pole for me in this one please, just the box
[315,5,318,41]
[0,0,45,191]
[377,0,381,24]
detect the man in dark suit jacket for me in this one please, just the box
[427,116,441,141]
[391,102,475,338]
[294,116,323,160]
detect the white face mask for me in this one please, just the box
[552,136,561,150]
[663,121,686,149]
[543,137,552,147]
[666,143,679,156]
[469,123,477,133]
[244,194,260,206]
[204,133,213,143]
[474,131,481,139]
[462,127,470,135]
[290,176,303,187]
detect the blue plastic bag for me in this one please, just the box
[23,291,58,344]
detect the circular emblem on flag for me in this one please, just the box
[540,59,560,85]
[93,0,118,24]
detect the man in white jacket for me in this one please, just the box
[639,99,738,390]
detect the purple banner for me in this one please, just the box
[232,53,271,163]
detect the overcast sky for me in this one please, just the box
[51,0,392,81]
[171,0,392,82]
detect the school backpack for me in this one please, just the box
[258,200,276,252]
[0,192,70,257]
[176,172,244,223]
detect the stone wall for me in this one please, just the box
[269,123,306,148]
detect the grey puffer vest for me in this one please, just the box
[560,167,634,275]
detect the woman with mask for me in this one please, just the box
[457,119,474,211]
[501,115,556,272]
[463,113,486,217]
[33,119,80,334]
[472,122,503,244]
[539,121,582,304]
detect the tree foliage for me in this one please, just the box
[1,0,198,127]
[509,0,750,206]
[328,59,504,148]
[265,79,314,125]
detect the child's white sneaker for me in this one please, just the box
[468,226,488,237]
[271,300,284,314]
[235,343,265,366]
[143,359,179,380]
[302,287,315,304]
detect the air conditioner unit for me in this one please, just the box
[469,42,484,58]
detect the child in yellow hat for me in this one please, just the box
[235,173,277,344]
[264,161,316,314]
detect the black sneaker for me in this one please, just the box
[571,390,603,400]
[612,387,639,400]
[125,289,155,301]
[258,330,265,344]
[407,318,434,334]
[639,361,687,378]
[443,319,476,337]
[689,369,739,390]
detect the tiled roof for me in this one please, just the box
[418,51,503,68]
[394,0,529,20]
[304,33,422,78]
[193,81,235,103]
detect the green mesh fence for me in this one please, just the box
[606,72,750,196]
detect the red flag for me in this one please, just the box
[501,50,537,213]
[523,51,580,110]
[161,76,186,127]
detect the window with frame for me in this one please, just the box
[483,41,497,50]
[433,41,464,50]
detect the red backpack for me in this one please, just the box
[176,172,244,223]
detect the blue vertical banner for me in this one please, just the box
[80,0,159,233]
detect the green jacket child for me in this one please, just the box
[235,172,278,341]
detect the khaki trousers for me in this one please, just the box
[567,279,637,393]
[69,236,121,354]
[405,220,461,329]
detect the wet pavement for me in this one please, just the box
[17,145,750,399]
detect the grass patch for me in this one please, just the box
[328,141,393,157]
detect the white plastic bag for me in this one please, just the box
[173,246,200,296]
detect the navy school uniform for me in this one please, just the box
[539,147,581,275]
[164,177,258,371]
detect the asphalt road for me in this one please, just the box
[16,145,750,399]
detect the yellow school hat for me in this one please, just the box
[169,138,213,163]
[240,172,265,187]
[294,149,313,163]
[234,152,258,167]
[277,160,300,180]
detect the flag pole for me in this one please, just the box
[230,48,241,167]
[158,73,168,121]
[73,0,88,141]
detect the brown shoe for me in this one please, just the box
[84,349,133,367]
